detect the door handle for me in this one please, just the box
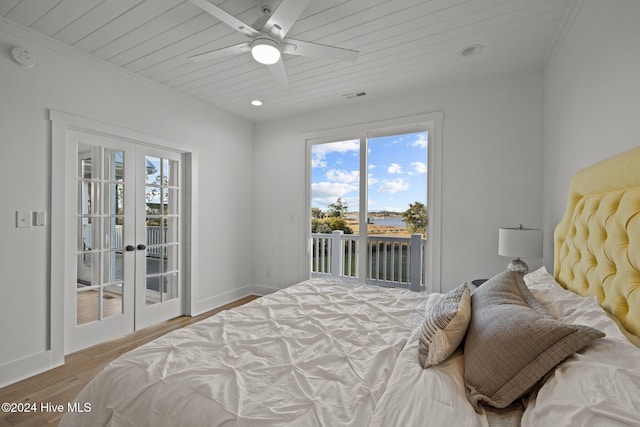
[126,245,135,252]
[137,244,146,250]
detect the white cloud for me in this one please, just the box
[411,161,427,174]
[411,134,428,148]
[311,157,327,168]
[387,163,403,174]
[311,140,359,169]
[377,178,409,194]
[313,139,360,155]
[368,173,378,185]
[326,169,359,183]
[311,182,358,205]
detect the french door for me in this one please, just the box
[67,130,183,352]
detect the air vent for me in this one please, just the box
[460,44,484,57]
[342,91,367,100]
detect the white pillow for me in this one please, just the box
[522,267,640,426]
[524,267,632,342]
[417,282,471,368]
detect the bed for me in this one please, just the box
[61,146,640,427]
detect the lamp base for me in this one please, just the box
[507,258,529,274]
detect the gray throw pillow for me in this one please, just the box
[418,282,471,368]
[463,270,604,409]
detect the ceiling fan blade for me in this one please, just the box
[189,0,259,37]
[187,42,250,62]
[283,38,359,62]
[268,59,289,87]
[264,0,311,38]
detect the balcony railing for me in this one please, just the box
[82,224,165,256]
[311,230,426,291]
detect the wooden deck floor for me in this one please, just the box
[0,295,259,426]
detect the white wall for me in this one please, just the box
[0,22,254,385]
[252,71,544,292]
[543,0,640,268]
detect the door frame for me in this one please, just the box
[50,110,197,359]
[303,112,443,293]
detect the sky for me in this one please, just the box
[311,131,428,213]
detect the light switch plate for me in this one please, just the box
[16,211,32,228]
[34,211,46,226]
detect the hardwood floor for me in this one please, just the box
[0,295,259,426]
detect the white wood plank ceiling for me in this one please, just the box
[1,0,574,122]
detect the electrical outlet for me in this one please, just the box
[16,211,32,228]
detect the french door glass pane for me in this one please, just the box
[103,251,123,283]
[102,284,123,319]
[79,181,95,215]
[78,217,97,251]
[106,183,124,215]
[105,218,123,249]
[106,150,124,181]
[146,275,160,305]
[146,186,161,214]
[78,143,98,179]
[77,253,97,286]
[146,217,163,245]
[81,158,93,179]
[145,156,161,184]
[164,273,179,300]
[77,289,99,325]
[163,245,178,273]
[164,188,179,215]
[164,159,178,186]
[165,217,178,243]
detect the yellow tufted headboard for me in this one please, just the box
[554,146,640,340]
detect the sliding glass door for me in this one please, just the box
[309,130,428,289]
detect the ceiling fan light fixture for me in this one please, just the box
[251,38,281,64]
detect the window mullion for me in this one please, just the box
[358,136,368,284]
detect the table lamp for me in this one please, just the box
[498,225,543,274]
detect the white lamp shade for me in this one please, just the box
[251,38,281,65]
[498,227,543,259]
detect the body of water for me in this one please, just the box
[368,217,406,227]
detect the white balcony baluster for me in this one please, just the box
[311,232,426,291]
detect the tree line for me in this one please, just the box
[311,198,427,235]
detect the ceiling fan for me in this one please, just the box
[187,0,359,87]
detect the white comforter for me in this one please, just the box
[61,279,434,427]
[62,271,636,427]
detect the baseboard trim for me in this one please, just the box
[192,285,279,316]
[0,350,63,389]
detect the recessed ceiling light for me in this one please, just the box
[460,44,484,57]
[251,99,263,106]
